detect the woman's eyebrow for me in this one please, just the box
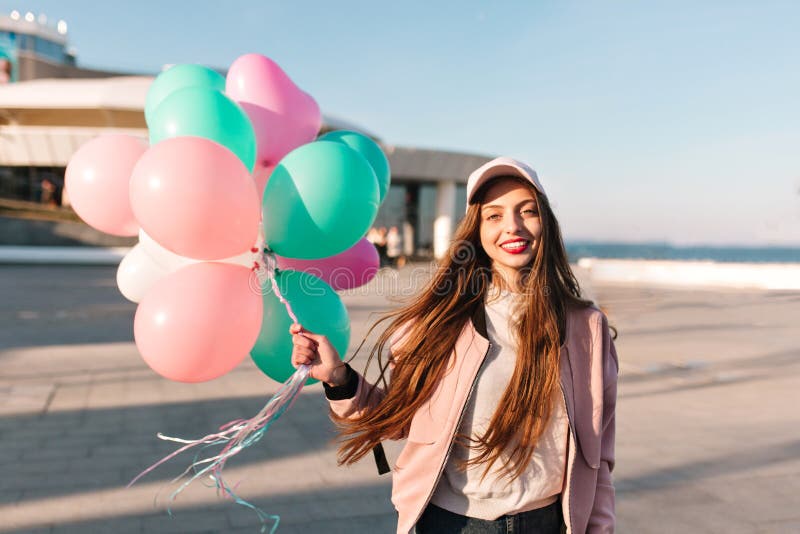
[481,199,537,211]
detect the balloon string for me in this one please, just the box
[262,248,300,323]
[129,247,311,534]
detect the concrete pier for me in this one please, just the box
[0,264,798,533]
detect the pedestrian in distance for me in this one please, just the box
[291,157,619,534]
[387,225,404,268]
[373,226,389,267]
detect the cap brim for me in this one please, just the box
[466,163,542,204]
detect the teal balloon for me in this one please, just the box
[148,87,257,171]
[262,141,379,259]
[145,64,225,126]
[318,130,391,203]
[250,270,350,384]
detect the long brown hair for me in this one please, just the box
[333,176,592,479]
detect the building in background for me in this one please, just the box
[0,10,491,258]
[0,10,121,82]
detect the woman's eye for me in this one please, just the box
[486,214,501,221]
[522,209,538,217]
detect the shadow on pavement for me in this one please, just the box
[619,346,800,399]
[616,438,800,494]
[0,265,137,351]
[0,392,340,506]
[2,479,396,534]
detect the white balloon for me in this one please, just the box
[139,229,257,270]
[138,229,194,271]
[116,244,172,303]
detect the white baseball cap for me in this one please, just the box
[466,157,546,210]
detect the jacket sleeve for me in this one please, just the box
[326,366,388,419]
[326,321,412,427]
[588,320,619,533]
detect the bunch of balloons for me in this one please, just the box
[65,54,391,385]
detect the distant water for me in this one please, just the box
[565,242,800,264]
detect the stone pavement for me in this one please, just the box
[596,284,800,533]
[0,265,798,533]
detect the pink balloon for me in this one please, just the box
[65,134,146,236]
[252,162,275,200]
[129,136,260,260]
[134,262,262,382]
[277,238,380,291]
[226,54,322,167]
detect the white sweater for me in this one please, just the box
[429,289,569,519]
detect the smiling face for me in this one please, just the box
[478,177,543,287]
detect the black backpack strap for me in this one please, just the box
[372,443,391,475]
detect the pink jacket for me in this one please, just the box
[328,304,619,533]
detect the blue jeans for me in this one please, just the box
[416,500,564,534]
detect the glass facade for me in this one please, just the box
[417,184,436,255]
[33,35,65,62]
[0,166,65,206]
[0,29,67,62]
[373,184,407,230]
[17,33,29,50]
[0,31,17,79]
[0,26,68,82]
[370,182,468,258]
[455,184,467,223]
[0,30,16,45]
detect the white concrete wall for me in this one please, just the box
[433,180,456,259]
[578,258,800,290]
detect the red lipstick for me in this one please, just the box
[499,239,529,255]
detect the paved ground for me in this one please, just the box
[0,265,798,533]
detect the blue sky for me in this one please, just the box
[4,1,799,245]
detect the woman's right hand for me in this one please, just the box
[289,324,347,386]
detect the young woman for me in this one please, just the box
[291,157,619,534]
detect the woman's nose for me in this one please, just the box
[505,213,523,232]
